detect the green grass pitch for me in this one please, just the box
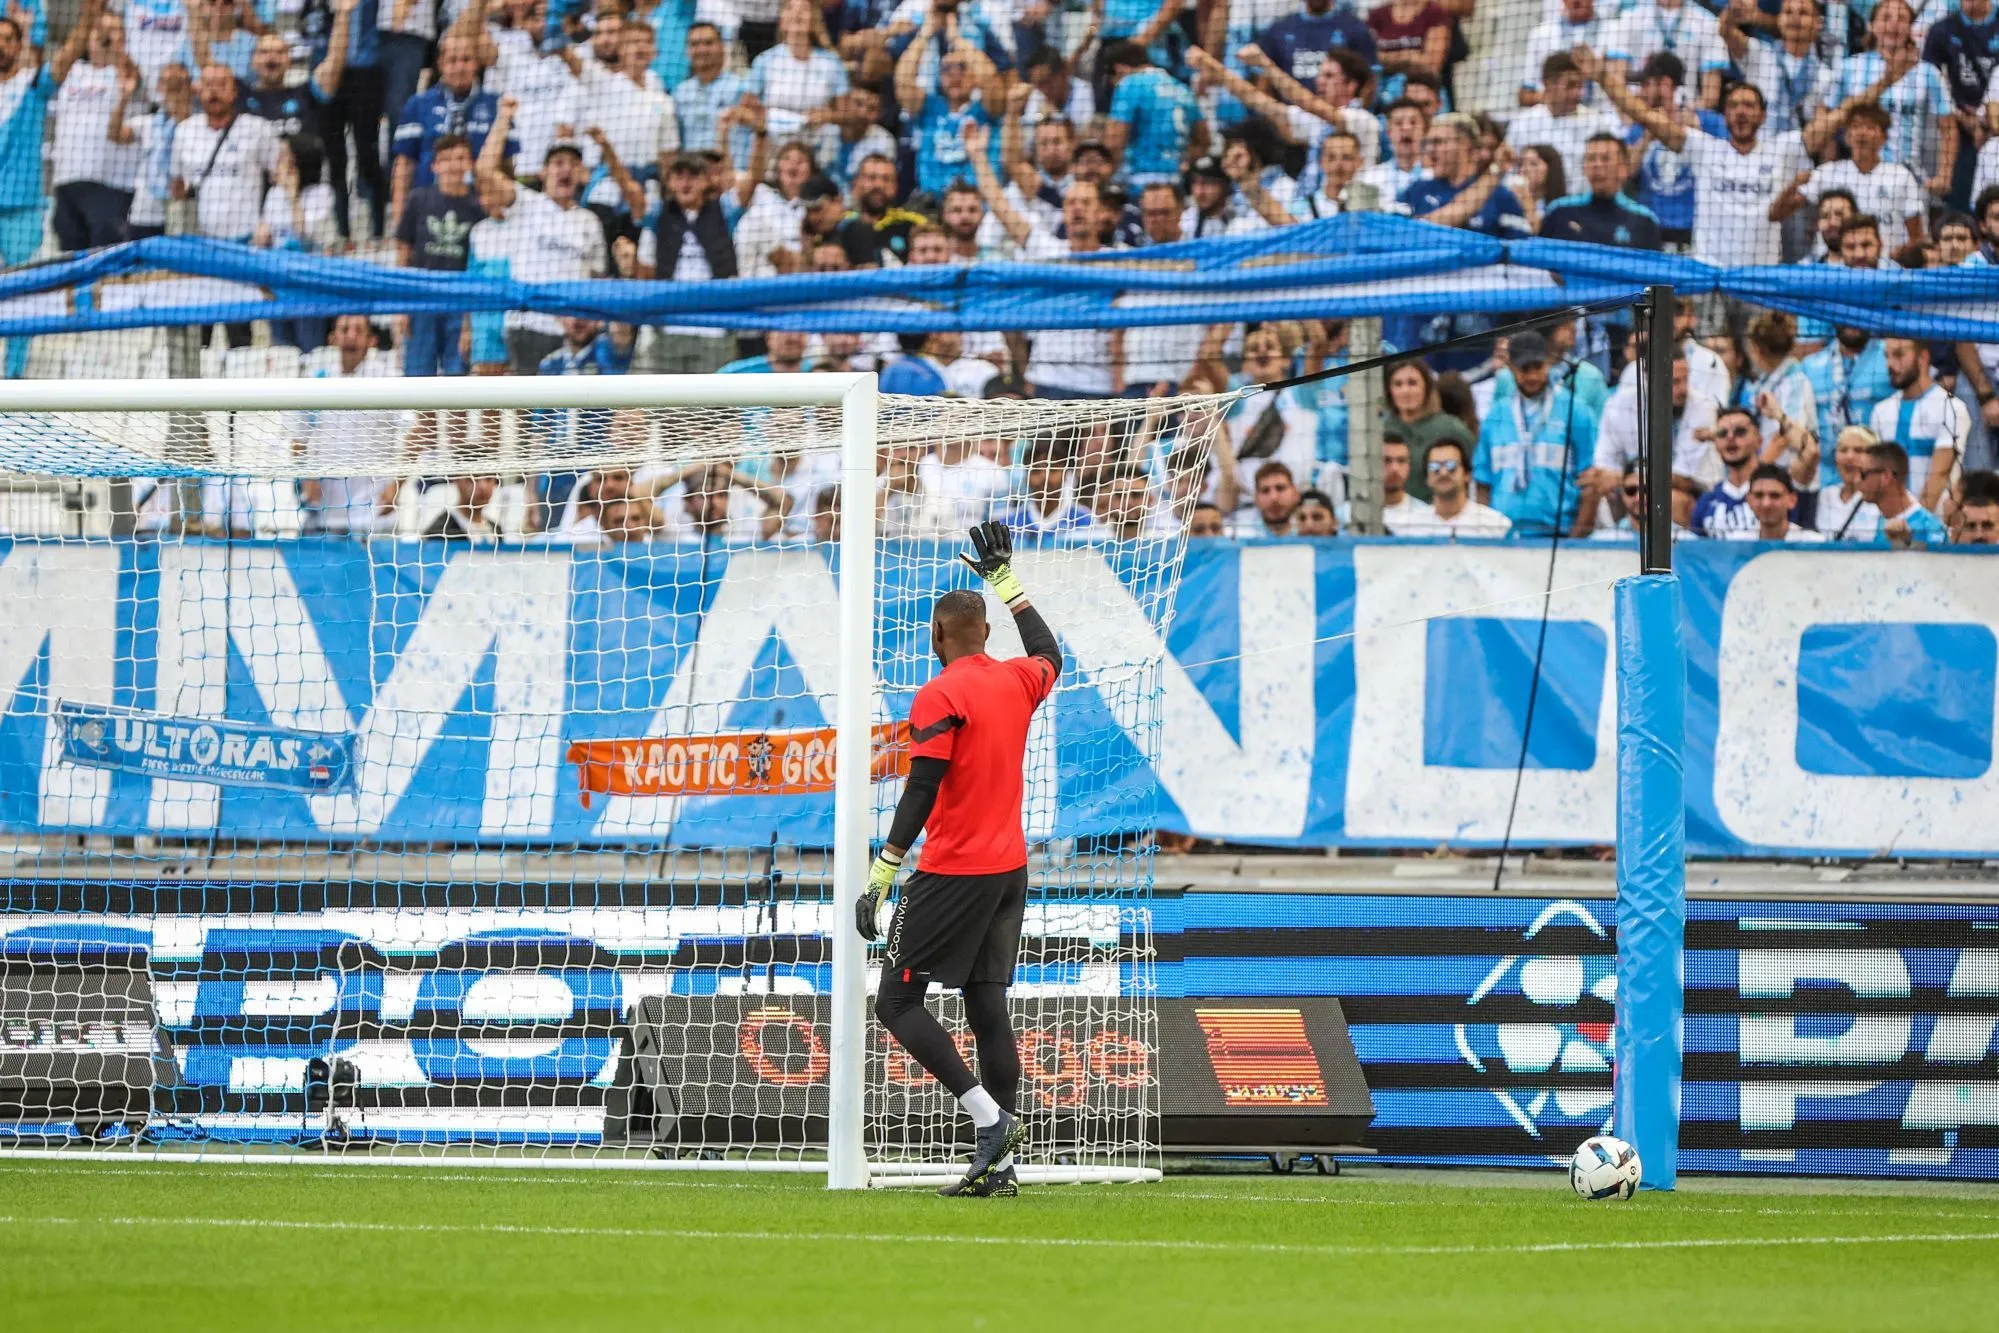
[5,1160,1999,1331]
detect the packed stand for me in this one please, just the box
[1,0,1997,545]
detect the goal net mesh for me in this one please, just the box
[0,386,1232,1174]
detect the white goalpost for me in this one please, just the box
[0,372,1230,1188]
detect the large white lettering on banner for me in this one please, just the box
[6,539,1999,856]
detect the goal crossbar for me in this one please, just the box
[0,372,877,416]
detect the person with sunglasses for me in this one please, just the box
[1856,441,1948,548]
[1394,438,1513,538]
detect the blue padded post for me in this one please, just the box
[1613,572,1685,1190]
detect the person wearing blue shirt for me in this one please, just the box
[1473,331,1595,537]
[642,0,720,86]
[1402,114,1530,237]
[1800,329,1894,490]
[895,21,1003,196]
[1255,0,1378,84]
[1103,41,1199,188]
[1856,439,1950,546]
[674,21,749,157]
[1617,52,1695,245]
[1926,0,1999,207]
[1099,0,1180,67]
[391,31,513,229]
[0,14,51,377]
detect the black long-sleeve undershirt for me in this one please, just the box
[1013,602,1063,678]
[885,756,950,852]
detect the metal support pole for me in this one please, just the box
[1344,182,1384,535]
[1640,285,1676,573]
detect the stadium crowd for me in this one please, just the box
[4,0,1999,546]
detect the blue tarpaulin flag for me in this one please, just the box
[4,216,1999,341]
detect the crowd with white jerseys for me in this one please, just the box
[3,0,1999,546]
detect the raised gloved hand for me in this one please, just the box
[959,520,1025,606]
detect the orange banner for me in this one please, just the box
[566,723,910,806]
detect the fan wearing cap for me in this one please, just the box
[475,95,611,373]
[634,149,748,373]
[1181,154,1259,238]
[1471,329,1595,538]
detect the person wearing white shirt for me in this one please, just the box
[1606,0,1728,108]
[47,3,142,251]
[124,0,196,101]
[1831,0,1956,188]
[477,95,610,371]
[1378,437,1437,533]
[293,313,401,535]
[487,23,583,178]
[1596,351,1723,490]
[1504,52,1620,187]
[1870,337,1969,511]
[1522,0,1612,109]
[1354,97,1430,209]
[916,434,1011,534]
[1776,103,1926,245]
[731,141,814,278]
[1585,44,1827,272]
[1727,464,1825,542]
[1722,0,1835,135]
[966,121,1118,396]
[171,64,281,242]
[1018,46,1093,130]
[578,23,678,214]
[1392,438,1514,537]
[108,59,193,240]
[1814,424,1885,539]
[1285,130,1360,219]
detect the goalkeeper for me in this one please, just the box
[855,521,1061,1199]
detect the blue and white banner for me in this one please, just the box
[56,701,354,793]
[4,891,1993,1178]
[1156,891,1999,1180]
[3,537,1998,856]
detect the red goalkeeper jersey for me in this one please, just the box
[906,652,1057,875]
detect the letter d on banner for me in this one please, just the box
[1614,573,1685,1190]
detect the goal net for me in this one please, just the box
[0,373,1232,1185]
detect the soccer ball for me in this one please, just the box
[1569,1135,1642,1201]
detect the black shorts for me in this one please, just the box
[885,866,1028,990]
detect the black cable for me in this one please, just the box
[1489,344,1594,894]
[1252,296,1640,395]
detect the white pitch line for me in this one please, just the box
[4,1214,1999,1260]
[4,1166,1994,1223]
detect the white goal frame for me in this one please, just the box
[0,372,1164,1189]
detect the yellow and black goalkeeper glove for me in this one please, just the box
[960,520,1025,606]
[855,849,901,943]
